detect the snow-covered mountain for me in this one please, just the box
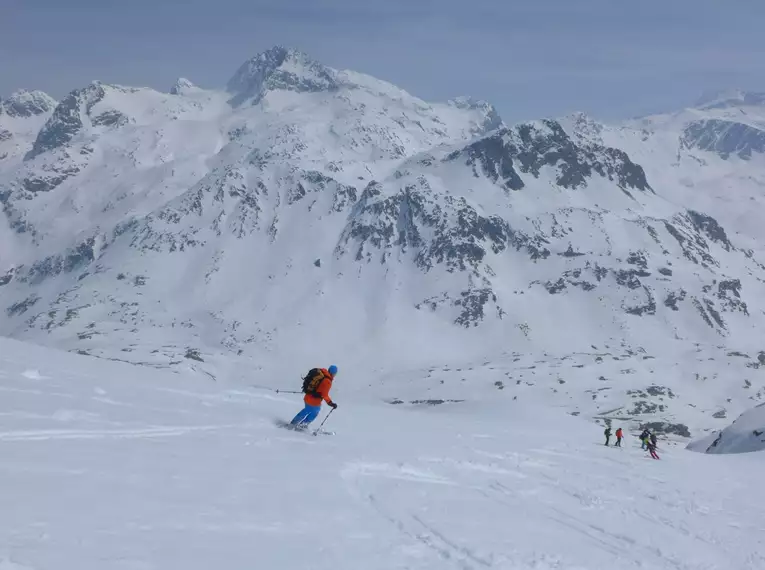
[0,90,57,165]
[1,47,764,440]
[688,402,765,454]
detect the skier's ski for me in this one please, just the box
[274,419,334,436]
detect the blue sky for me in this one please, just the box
[2,0,764,122]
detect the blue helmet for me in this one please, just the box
[328,364,338,376]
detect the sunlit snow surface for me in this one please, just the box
[1,337,763,570]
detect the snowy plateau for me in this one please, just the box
[1,46,765,569]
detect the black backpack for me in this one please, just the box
[302,368,325,397]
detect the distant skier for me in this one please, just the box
[604,426,612,446]
[639,428,650,449]
[650,432,658,448]
[615,427,624,447]
[646,438,660,460]
[290,365,338,429]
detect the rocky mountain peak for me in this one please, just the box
[169,77,198,95]
[26,82,107,160]
[560,112,604,145]
[226,45,338,107]
[0,90,57,118]
[448,96,504,134]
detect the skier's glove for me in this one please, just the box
[328,402,338,409]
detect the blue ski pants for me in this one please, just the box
[291,403,321,426]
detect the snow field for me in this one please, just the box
[1,337,764,570]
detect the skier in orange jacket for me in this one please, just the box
[290,365,338,428]
[615,427,624,447]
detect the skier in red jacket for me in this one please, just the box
[290,365,338,428]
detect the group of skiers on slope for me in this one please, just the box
[604,426,660,459]
[287,365,664,462]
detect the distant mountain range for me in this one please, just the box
[2,46,764,438]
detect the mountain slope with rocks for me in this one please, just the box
[688,402,765,454]
[1,47,764,440]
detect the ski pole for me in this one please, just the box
[313,408,334,436]
[250,384,302,394]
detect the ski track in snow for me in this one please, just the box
[0,424,248,442]
[0,338,764,570]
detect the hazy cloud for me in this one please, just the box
[1,0,764,122]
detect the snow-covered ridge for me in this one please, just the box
[169,77,199,95]
[0,89,57,118]
[1,46,765,442]
[226,45,340,106]
[689,402,765,454]
[694,89,765,110]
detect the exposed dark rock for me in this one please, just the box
[717,279,749,315]
[18,236,100,285]
[640,422,691,437]
[22,164,82,193]
[614,269,650,290]
[687,210,733,251]
[227,46,339,107]
[664,216,719,267]
[445,120,649,193]
[92,110,128,127]
[6,294,40,317]
[285,171,357,212]
[544,278,566,294]
[27,83,106,159]
[626,250,648,269]
[169,78,196,95]
[629,401,663,415]
[342,176,549,274]
[647,385,676,398]
[415,287,503,327]
[448,133,524,191]
[664,289,687,311]
[682,119,765,160]
[0,268,14,286]
[627,385,676,399]
[704,298,726,329]
[184,348,204,362]
[0,90,56,117]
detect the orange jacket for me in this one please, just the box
[615,429,623,438]
[304,369,334,407]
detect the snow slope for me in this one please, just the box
[1,336,764,570]
[688,402,765,454]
